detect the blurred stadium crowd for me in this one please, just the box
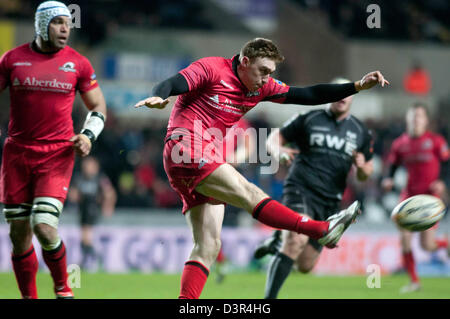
[295,0,450,43]
[2,0,450,43]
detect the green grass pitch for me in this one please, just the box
[0,272,449,299]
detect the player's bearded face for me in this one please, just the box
[406,107,428,137]
[47,16,71,49]
[241,57,276,92]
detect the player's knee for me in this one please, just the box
[242,182,267,210]
[33,223,56,242]
[282,233,307,257]
[5,205,33,247]
[30,197,63,250]
[283,241,304,258]
[206,237,222,256]
[297,262,314,274]
[419,238,435,251]
[211,237,222,256]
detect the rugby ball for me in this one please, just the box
[391,195,446,232]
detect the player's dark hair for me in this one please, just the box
[240,38,284,63]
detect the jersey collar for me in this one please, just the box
[29,40,65,56]
[232,54,250,92]
[232,54,240,77]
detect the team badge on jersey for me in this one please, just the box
[273,78,286,87]
[59,62,76,73]
[90,73,97,86]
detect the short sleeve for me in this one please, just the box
[359,129,374,161]
[0,51,11,90]
[262,77,290,103]
[77,56,99,93]
[280,113,305,143]
[178,57,216,91]
[435,135,450,162]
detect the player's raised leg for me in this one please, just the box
[179,202,225,299]
[196,164,360,246]
[196,164,327,237]
[6,205,39,299]
[31,197,73,298]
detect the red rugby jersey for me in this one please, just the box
[0,43,99,143]
[388,131,450,195]
[166,55,289,142]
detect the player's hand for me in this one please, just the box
[70,134,92,157]
[352,151,366,168]
[430,180,446,198]
[279,147,299,166]
[381,178,394,192]
[134,96,170,109]
[356,71,390,91]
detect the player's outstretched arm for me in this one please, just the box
[284,71,389,105]
[355,71,389,91]
[135,73,189,109]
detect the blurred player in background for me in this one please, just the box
[0,1,107,298]
[382,103,449,293]
[135,38,389,299]
[254,78,374,299]
[69,156,116,271]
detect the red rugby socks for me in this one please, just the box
[12,245,39,299]
[252,198,329,239]
[402,251,419,283]
[179,260,209,299]
[42,241,72,295]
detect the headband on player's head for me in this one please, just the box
[35,1,71,41]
